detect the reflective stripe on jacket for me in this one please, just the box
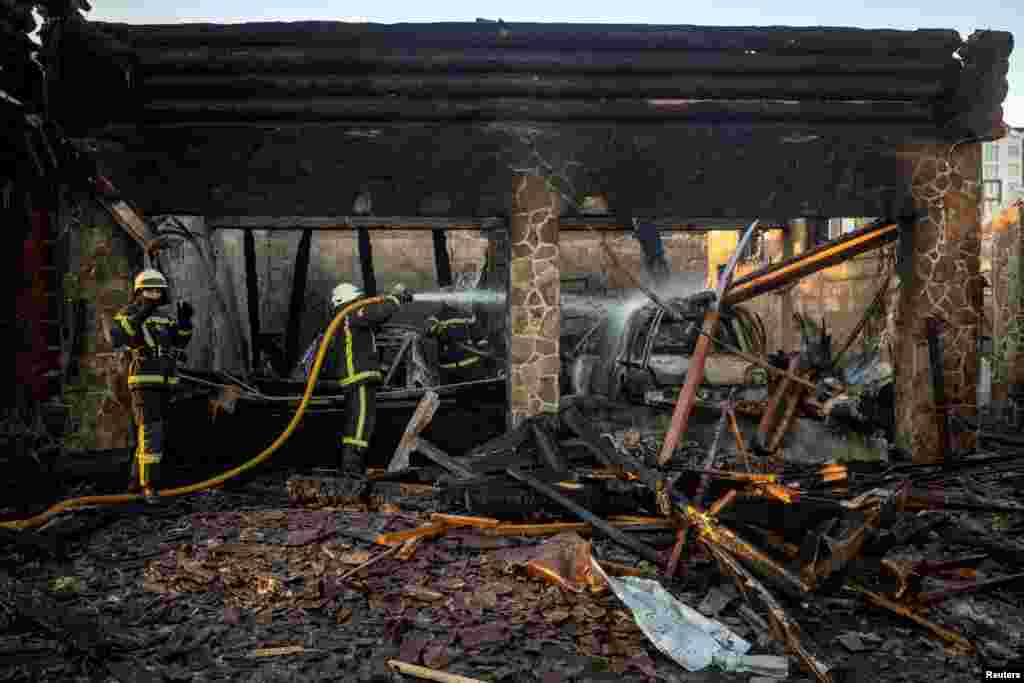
[427,309,488,369]
[322,296,400,387]
[111,303,192,388]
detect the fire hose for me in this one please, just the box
[0,296,386,531]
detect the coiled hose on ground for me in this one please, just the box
[0,296,385,531]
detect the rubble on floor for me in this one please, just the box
[3,395,1024,683]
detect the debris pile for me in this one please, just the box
[22,390,1004,682]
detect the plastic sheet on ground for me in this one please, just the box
[591,558,751,672]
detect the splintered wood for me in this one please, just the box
[286,475,437,508]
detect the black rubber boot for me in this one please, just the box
[336,446,369,499]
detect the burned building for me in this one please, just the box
[5,7,1024,683]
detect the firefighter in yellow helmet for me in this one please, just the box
[320,281,413,494]
[425,302,492,384]
[110,269,193,502]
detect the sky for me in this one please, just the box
[89,1,1022,127]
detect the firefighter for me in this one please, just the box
[109,269,193,502]
[426,303,492,384]
[321,281,413,491]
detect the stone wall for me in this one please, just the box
[508,175,561,425]
[893,143,983,461]
[559,232,707,290]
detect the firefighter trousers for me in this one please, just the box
[130,388,170,491]
[341,384,377,455]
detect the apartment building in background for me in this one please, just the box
[982,127,1024,224]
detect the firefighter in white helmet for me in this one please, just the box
[320,281,413,495]
[110,269,194,502]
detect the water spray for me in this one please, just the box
[412,289,506,307]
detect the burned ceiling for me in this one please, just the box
[53,19,1012,218]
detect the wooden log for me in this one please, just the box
[207,215,783,232]
[92,21,962,55]
[388,390,440,473]
[431,229,452,288]
[429,513,501,528]
[387,660,485,683]
[136,45,958,76]
[723,221,900,305]
[506,467,662,564]
[706,544,835,683]
[142,97,936,124]
[375,522,447,546]
[283,228,312,370]
[210,215,508,231]
[141,72,949,101]
[356,226,376,295]
[530,422,568,474]
[242,229,261,373]
[414,437,478,479]
[658,309,722,466]
[285,474,410,512]
[486,520,674,537]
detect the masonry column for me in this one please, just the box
[894,143,983,462]
[507,175,560,427]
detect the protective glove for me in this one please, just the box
[177,301,194,326]
[391,284,414,305]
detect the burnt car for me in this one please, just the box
[567,292,770,408]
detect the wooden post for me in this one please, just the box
[657,308,721,465]
[284,228,312,371]
[356,226,377,296]
[894,142,983,463]
[243,228,261,373]
[507,174,560,427]
[432,229,453,288]
[781,221,797,352]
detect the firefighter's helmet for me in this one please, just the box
[133,269,169,293]
[331,282,363,309]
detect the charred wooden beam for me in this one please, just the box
[242,228,260,373]
[209,216,507,231]
[506,467,662,564]
[937,30,1013,138]
[723,221,900,305]
[531,422,568,474]
[135,45,958,76]
[141,97,936,124]
[707,544,835,683]
[206,215,783,232]
[388,391,440,473]
[92,21,962,55]
[415,438,479,479]
[356,226,376,296]
[142,72,949,102]
[432,228,452,288]
[283,228,312,371]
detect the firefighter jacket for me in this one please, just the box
[322,295,401,387]
[110,302,193,388]
[427,307,489,369]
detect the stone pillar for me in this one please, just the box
[894,143,983,462]
[507,175,560,427]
